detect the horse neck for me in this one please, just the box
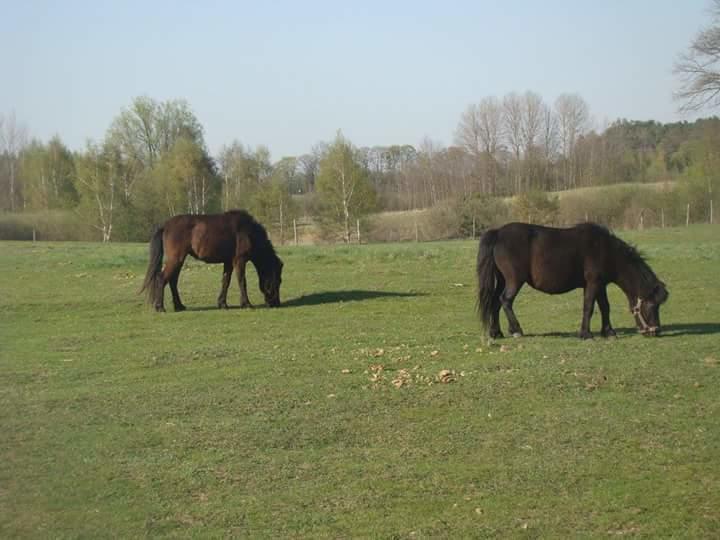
[614,256,655,302]
[249,242,277,275]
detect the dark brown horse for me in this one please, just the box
[476,222,668,339]
[140,210,283,312]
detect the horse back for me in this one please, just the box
[163,213,239,263]
[494,222,609,294]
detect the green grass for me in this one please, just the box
[1,225,719,538]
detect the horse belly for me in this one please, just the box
[529,255,582,294]
[191,227,234,263]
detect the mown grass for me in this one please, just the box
[1,225,719,538]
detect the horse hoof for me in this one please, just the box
[218,303,229,310]
[579,332,594,340]
[511,332,523,338]
[174,305,186,312]
[155,306,166,313]
[601,329,617,338]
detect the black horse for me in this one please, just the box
[141,210,283,312]
[476,222,668,339]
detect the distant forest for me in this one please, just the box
[1,93,718,242]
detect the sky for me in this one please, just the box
[1,0,712,160]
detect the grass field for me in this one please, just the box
[1,225,719,538]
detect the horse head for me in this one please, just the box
[259,258,283,307]
[631,281,668,337]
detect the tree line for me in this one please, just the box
[1,93,718,243]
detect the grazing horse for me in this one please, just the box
[140,210,283,312]
[476,222,668,339]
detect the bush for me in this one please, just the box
[0,210,94,241]
[512,191,559,225]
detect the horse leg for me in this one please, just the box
[217,261,233,309]
[579,283,598,339]
[235,256,253,308]
[597,285,616,338]
[166,257,186,312]
[500,282,524,337]
[489,273,505,338]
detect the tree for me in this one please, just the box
[106,96,206,202]
[251,160,299,244]
[150,137,219,217]
[454,97,503,194]
[316,132,376,242]
[19,136,77,210]
[0,112,28,211]
[555,94,590,189]
[74,142,117,242]
[675,0,720,112]
[218,142,272,210]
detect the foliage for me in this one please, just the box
[454,194,509,236]
[2,99,720,243]
[250,176,299,245]
[19,137,77,210]
[315,132,377,242]
[512,190,559,225]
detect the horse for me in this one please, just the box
[476,222,668,339]
[140,210,283,312]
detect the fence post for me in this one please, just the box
[472,216,476,239]
[33,228,36,242]
[711,199,714,225]
[356,219,360,244]
[686,203,690,227]
[293,219,298,246]
[661,208,665,228]
[414,219,419,243]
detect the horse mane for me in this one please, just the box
[226,210,281,269]
[577,222,658,292]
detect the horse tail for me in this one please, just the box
[476,228,500,330]
[140,227,164,305]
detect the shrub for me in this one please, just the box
[512,191,559,225]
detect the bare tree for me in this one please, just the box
[0,112,28,211]
[521,91,544,157]
[674,0,720,112]
[555,94,590,189]
[455,103,483,157]
[539,103,559,190]
[455,97,503,193]
[503,93,524,161]
[503,93,525,193]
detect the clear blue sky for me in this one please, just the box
[1,0,711,160]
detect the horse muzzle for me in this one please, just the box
[639,326,660,337]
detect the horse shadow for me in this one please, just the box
[182,289,424,311]
[651,322,720,337]
[528,322,720,339]
[283,289,425,308]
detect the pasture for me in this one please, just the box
[1,225,719,537]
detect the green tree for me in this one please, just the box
[218,142,272,210]
[316,132,377,242]
[251,178,298,245]
[74,142,117,242]
[147,137,220,218]
[19,136,77,210]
